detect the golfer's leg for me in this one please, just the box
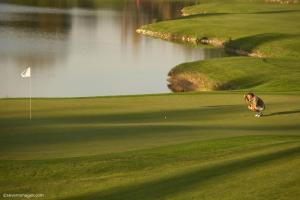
[256,107,264,116]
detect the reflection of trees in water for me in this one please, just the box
[1,0,199,26]
[135,0,197,22]
[0,12,71,70]
[0,0,200,70]
[0,36,70,71]
[1,0,197,37]
[0,12,71,34]
[0,50,68,72]
[0,0,128,9]
[119,0,198,50]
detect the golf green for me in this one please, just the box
[1,0,300,199]
[1,92,300,199]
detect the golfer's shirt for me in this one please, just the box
[250,96,265,109]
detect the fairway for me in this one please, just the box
[1,93,300,199]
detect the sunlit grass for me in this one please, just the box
[1,93,300,199]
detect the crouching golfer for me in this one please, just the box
[244,92,265,118]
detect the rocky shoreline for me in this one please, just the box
[167,70,235,92]
[136,28,264,92]
[136,28,264,58]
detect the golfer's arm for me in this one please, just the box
[244,95,250,104]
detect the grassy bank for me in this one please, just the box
[138,0,300,58]
[168,57,300,92]
[137,0,300,92]
[1,93,300,199]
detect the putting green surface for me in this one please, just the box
[1,93,300,199]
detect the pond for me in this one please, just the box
[0,0,227,97]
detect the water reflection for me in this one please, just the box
[0,0,226,97]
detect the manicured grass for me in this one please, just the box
[169,57,300,91]
[182,0,300,15]
[1,93,300,199]
[138,0,300,91]
[1,1,300,200]
[140,8,300,58]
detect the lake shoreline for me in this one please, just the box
[136,0,300,93]
[136,28,263,58]
[2,0,216,98]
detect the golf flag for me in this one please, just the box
[21,67,32,120]
[21,67,31,78]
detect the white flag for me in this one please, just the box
[21,67,31,78]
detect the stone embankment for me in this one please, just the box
[136,29,263,57]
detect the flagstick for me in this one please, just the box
[21,67,32,120]
[29,75,32,120]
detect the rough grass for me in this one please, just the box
[1,93,300,199]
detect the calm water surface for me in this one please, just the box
[0,0,226,97]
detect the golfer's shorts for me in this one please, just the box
[256,106,265,111]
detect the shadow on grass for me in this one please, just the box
[176,9,300,21]
[264,109,300,117]
[1,122,300,149]
[62,146,300,200]
[226,78,268,90]
[175,12,229,20]
[0,104,241,126]
[225,33,296,53]
[253,9,300,15]
[2,103,300,147]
